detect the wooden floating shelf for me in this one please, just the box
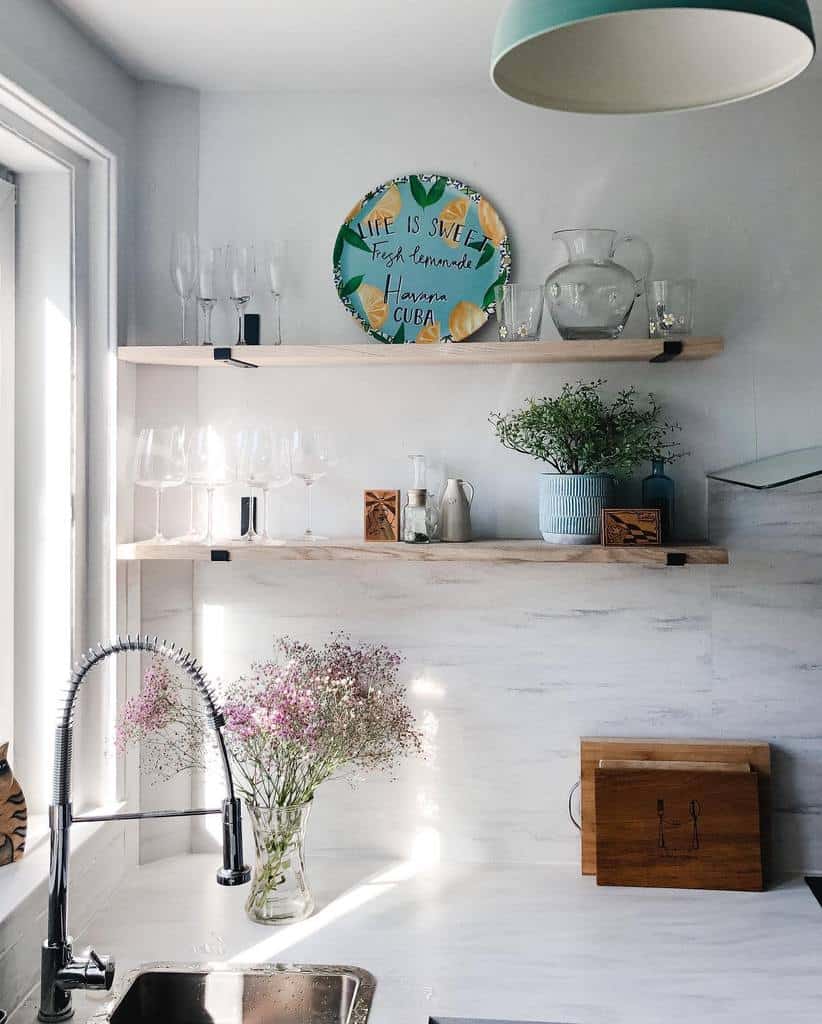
[117,539,728,566]
[117,337,723,368]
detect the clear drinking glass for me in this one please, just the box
[134,427,186,542]
[186,426,235,545]
[170,232,198,345]
[262,242,284,345]
[291,429,337,541]
[226,244,256,345]
[647,279,695,338]
[495,283,544,341]
[197,246,222,346]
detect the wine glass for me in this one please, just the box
[243,429,292,542]
[173,426,205,543]
[236,427,267,543]
[291,429,337,541]
[170,232,198,345]
[261,242,284,345]
[134,427,186,542]
[226,244,255,345]
[186,426,235,546]
[197,246,222,345]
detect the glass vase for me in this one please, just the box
[642,458,675,541]
[245,801,314,925]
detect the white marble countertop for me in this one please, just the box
[14,855,822,1024]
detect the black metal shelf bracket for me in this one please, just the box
[210,549,231,562]
[665,552,687,566]
[806,876,822,909]
[650,340,684,363]
[213,347,257,368]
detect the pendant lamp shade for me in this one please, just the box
[491,0,815,113]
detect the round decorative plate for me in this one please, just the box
[333,173,512,344]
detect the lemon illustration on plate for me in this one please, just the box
[478,198,507,247]
[363,182,402,226]
[449,300,487,342]
[415,322,441,345]
[357,283,389,332]
[438,196,469,248]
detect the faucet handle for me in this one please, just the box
[88,950,115,989]
[57,949,115,991]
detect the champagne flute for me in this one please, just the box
[170,232,198,345]
[134,427,186,542]
[226,244,255,345]
[197,246,222,345]
[187,426,235,545]
[262,242,284,345]
[291,429,337,541]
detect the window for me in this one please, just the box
[0,171,14,749]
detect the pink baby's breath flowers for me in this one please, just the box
[115,662,174,752]
[116,633,422,811]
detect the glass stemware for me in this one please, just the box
[186,426,235,546]
[236,427,265,542]
[291,429,337,541]
[226,244,255,345]
[134,427,186,542]
[262,242,284,346]
[259,431,293,542]
[170,232,198,345]
[197,246,222,345]
[237,428,292,542]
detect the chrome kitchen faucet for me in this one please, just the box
[38,635,250,1022]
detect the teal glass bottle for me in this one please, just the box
[642,458,675,541]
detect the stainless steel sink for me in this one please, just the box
[89,964,376,1024]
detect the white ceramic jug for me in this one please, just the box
[440,478,474,542]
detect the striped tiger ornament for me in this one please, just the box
[0,741,26,865]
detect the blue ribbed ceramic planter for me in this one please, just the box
[539,473,614,544]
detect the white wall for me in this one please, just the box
[128,73,822,874]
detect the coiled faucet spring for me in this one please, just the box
[38,635,250,1022]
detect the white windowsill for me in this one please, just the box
[0,802,125,923]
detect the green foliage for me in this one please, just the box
[490,379,684,478]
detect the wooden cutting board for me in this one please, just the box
[580,738,771,876]
[594,766,763,891]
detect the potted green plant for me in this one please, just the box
[490,379,682,544]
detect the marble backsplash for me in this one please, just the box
[132,477,822,876]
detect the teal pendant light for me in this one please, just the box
[491,0,815,113]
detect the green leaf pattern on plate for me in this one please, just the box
[475,243,496,270]
[339,274,364,298]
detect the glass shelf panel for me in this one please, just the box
[707,446,822,490]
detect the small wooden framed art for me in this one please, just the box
[601,508,662,546]
[364,490,401,542]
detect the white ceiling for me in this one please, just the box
[51,0,509,92]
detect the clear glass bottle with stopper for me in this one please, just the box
[403,455,431,543]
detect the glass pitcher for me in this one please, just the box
[545,229,653,340]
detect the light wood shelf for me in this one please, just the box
[117,539,728,566]
[117,337,723,368]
